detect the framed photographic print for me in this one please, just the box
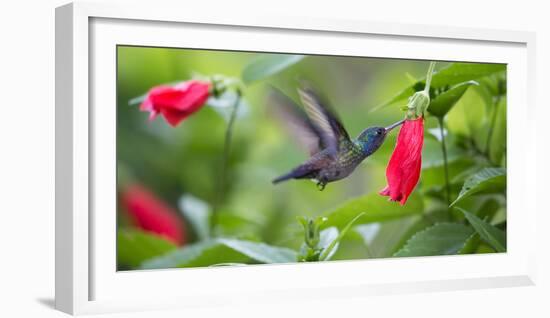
[55,1,537,315]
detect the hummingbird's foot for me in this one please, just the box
[316,181,326,191]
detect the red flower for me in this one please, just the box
[140,80,211,127]
[379,118,424,205]
[121,184,186,245]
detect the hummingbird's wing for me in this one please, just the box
[297,84,351,156]
[267,87,325,155]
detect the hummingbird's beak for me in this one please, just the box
[385,119,405,133]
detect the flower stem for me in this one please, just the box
[212,91,241,229]
[437,116,451,206]
[424,61,436,94]
[407,61,436,119]
[424,61,451,206]
[485,96,501,157]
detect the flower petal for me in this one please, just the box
[139,80,211,126]
[169,81,211,111]
[159,108,191,127]
[122,184,186,245]
[380,118,424,205]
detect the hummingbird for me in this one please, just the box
[270,84,404,191]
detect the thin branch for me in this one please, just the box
[485,96,501,156]
[438,117,451,206]
[424,61,437,94]
[212,91,241,229]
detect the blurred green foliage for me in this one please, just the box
[117,46,507,270]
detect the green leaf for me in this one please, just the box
[209,263,248,267]
[473,81,494,109]
[217,238,297,263]
[318,227,338,249]
[320,213,365,261]
[371,216,433,258]
[140,238,297,269]
[428,63,505,88]
[488,98,507,164]
[428,81,478,117]
[458,233,481,254]
[475,198,501,222]
[476,72,507,100]
[444,88,484,138]
[178,194,211,241]
[317,227,339,261]
[117,229,177,269]
[322,192,424,229]
[141,240,242,269]
[128,94,147,106]
[214,213,262,238]
[450,168,506,207]
[458,208,506,252]
[492,207,507,226]
[242,54,304,84]
[376,63,505,109]
[394,223,473,257]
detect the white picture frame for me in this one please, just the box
[55,1,537,315]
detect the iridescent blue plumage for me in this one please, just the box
[270,84,403,190]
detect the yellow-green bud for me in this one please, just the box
[407,91,430,119]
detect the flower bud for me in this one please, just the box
[297,216,327,249]
[139,80,211,127]
[406,90,430,119]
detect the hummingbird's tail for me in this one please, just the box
[272,172,296,184]
[272,166,314,184]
